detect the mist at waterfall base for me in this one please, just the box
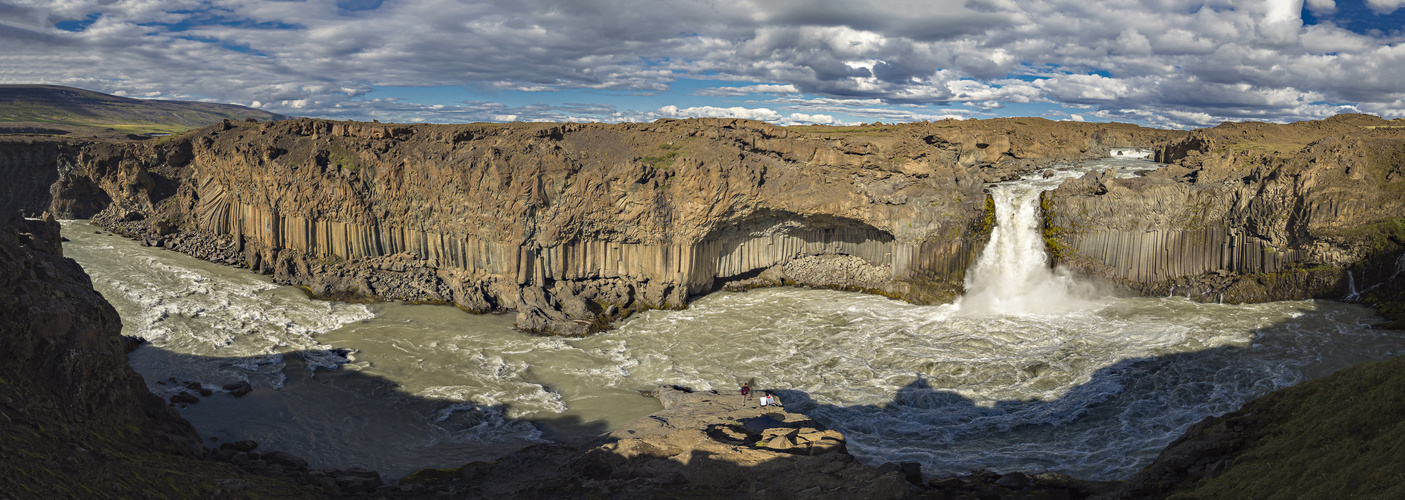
[61,154,1405,480]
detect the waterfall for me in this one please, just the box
[1342,253,1405,302]
[958,181,1094,315]
[1344,271,1360,301]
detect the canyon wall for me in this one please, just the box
[0,214,327,497]
[0,138,65,217]
[48,117,1166,334]
[1044,114,1405,322]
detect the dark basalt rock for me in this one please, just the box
[222,380,253,397]
[170,391,199,405]
[218,440,259,453]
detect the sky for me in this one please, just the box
[2,1,1404,129]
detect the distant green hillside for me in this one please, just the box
[0,85,289,137]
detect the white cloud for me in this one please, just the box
[1365,0,1405,14]
[1306,0,1337,14]
[651,105,782,122]
[694,84,800,96]
[785,112,838,125]
[3,0,1405,129]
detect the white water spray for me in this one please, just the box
[958,181,1095,315]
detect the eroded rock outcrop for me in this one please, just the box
[50,117,1166,334]
[0,214,326,498]
[399,386,921,498]
[399,386,1113,499]
[1045,114,1405,319]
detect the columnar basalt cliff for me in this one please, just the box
[50,117,1166,334]
[1044,114,1405,323]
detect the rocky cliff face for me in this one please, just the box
[1045,114,1405,322]
[49,117,1167,334]
[0,214,326,497]
[0,138,69,217]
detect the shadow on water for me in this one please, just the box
[137,301,1402,492]
[134,346,614,479]
[767,316,1397,483]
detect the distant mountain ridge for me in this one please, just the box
[0,84,288,137]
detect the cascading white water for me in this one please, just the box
[958,183,1093,315]
[58,154,1405,480]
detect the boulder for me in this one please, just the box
[222,380,252,397]
[899,461,924,486]
[995,471,1031,489]
[262,451,310,472]
[219,440,259,453]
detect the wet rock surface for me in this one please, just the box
[399,386,918,498]
[397,386,1116,499]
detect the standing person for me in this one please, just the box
[741,383,751,404]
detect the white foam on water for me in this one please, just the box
[589,288,1400,479]
[57,158,1405,482]
[430,403,547,446]
[1109,148,1153,159]
[957,184,1098,316]
[62,221,555,475]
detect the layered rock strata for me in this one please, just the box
[1045,114,1405,318]
[51,117,1164,334]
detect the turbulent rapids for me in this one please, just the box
[62,153,1405,480]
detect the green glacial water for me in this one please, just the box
[60,155,1405,480]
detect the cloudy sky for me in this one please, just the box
[3,0,1404,129]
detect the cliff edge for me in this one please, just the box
[1045,114,1405,324]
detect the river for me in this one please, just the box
[60,153,1405,480]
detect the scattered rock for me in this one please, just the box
[262,451,309,472]
[222,380,252,397]
[219,440,259,453]
[899,461,924,486]
[995,471,1031,488]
